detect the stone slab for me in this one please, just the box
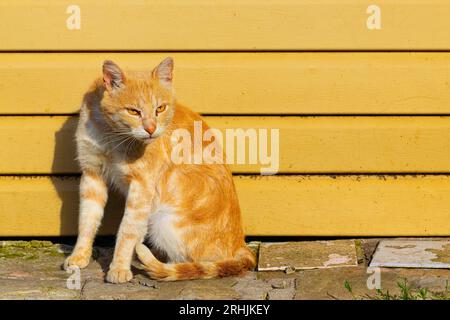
[258,240,358,271]
[370,240,450,269]
[293,266,450,300]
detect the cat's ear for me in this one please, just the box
[103,60,126,93]
[152,57,173,87]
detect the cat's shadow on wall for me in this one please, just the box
[50,94,125,272]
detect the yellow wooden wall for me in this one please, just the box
[0,1,449,236]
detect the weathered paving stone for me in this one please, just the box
[267,288,295,300]
[258,240,358,271]
[130,274,159,288]
[167,277,241,300]
[370,239,450,269]
[0,279,81,300]
[231,273,272,300]
[294,266,450,300]
[360,239,381,265]
[81,280,164,300]
[265,277,295,289]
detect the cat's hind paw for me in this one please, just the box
[106,268,133,284]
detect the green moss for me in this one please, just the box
[1,240,53,249]
[354,240,365,264]
[0,246,28,259]
[0,241,59,259]
[23,254,39,260]
[427,244,450,264]
[43,249,65,257]
[1,241,31,249]
[0,251,26,259]
[30,240,53,248]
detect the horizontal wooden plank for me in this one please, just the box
[2,116,450,174]
[3,53,450,115]
[0,175,449,236]
[1,1,450,50]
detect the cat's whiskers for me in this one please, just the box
[125,136,139,155]
[97,131,133,147]
[110,135,136,153]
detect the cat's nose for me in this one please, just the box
[143,119,156,135]
[144,125,156,135]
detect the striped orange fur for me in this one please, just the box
[64,58,255,283]
[136,244,255,281]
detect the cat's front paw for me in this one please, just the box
[106,268,133,284]
[63,253,91,270]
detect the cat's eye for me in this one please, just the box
[156,104,167,115]
[127,108,141,116]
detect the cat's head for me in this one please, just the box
[99,57,175,144]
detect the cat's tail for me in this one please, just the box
[135,243,256,281]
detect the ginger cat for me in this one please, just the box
[63,58,256,283]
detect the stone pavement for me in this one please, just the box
[0,239,448,300]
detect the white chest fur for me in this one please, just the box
[147,204,185,263]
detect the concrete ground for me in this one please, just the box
[0,239,448,300]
